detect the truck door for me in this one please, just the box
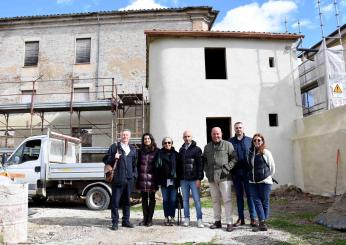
[5,139,42,195]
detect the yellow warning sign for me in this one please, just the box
[333,84,343,93]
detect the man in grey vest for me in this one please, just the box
[203,127,237,232]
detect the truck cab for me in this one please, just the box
[3,131,111,210]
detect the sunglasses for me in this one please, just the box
[163,142,172,145]
[253,139,262,142]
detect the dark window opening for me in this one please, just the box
[269,114,278,127]
[206,117,231,143]
[269,57,275,68]
[76,38,91,64]
[24,41,39,66]
[72,127,92,147]
[205,48,227,79]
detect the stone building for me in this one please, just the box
[0,7,217,152]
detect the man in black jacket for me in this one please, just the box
[178,130,204,228]
[229,122,256,227]
[103,129,137,231]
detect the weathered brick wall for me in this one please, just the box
[0,13,197,104]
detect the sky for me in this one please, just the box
[0,0,345,48]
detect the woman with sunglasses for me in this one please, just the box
[248,133,275,232]
[136,133,159,226]
[155,137,179,226]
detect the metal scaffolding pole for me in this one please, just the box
[70,78,75,136]
[4,113,9,148]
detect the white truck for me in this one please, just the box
[2,130,111,210]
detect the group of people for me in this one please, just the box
[103,122,275,233]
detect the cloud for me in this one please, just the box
[56,0,74,4]
[321,3,333,13]
[119,0,167,11]
[291,19,316,30]
[213,0,298,32]
[341,0,346,7]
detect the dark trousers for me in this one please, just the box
[111,179,133,225]
[249,183,271,221]
[233,169,256,220]
[141,191,156,223]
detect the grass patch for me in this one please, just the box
[322,240,346,245]
[268,210,346,244]
[269,211,328,235]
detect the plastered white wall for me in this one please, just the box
[148,37,302,185]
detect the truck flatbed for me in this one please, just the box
[48,162,105,180]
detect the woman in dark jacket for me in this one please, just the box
[248,133,275,232]
[156,136,179,226]
[136,133,159,226]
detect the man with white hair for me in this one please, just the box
[103,129,138,231]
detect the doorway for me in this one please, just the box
[206,117,232,143]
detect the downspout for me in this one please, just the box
[96,14,101,99]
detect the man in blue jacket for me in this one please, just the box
[229,122,256,227]
[103,129,137,231]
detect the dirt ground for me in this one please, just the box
[19,186,344,245]
[270,185,336,214]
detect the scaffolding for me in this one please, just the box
[297,0,346,116]
[0,77,147,153]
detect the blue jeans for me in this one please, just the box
[249,183,271,221]
[232,169,256,220]
[180,180,203,220]
[161,185,177,218]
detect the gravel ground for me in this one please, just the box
[26,205,294,245]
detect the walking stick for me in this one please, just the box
[177,187,183,225]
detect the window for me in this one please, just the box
[7,139,41,165]
[74,87,90,102]
[76,38,91,64]
[205,48,227,79]
[269,57,275,68]
[24,41,39,66]
[21,90,35,104]
[269,114,278,127]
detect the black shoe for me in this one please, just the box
[226,224,235,232]
[111,224,118,231]
[210,221,222,229]
[122,222,135,228]
[233,218,245,227]
[138,220,147,226]
[250,219,257,227]
[252,225,259,232]
[146,221,153,227]
[259,221,268,231]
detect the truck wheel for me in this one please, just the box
[85,186,110,210]
[32,196,47,205]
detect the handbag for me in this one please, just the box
[104,149,120,183]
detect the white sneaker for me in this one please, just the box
[183,218,190,227]
[197,219,204,228]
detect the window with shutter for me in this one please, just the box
[24,41,39,66]
[76,38,91,64]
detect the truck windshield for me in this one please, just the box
[7,139,41,165]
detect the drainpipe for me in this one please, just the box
[96,14,101,99]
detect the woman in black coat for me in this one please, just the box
[156,137,179,226]
[136,133,159,226]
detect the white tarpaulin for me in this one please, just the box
[316,40,346,109]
